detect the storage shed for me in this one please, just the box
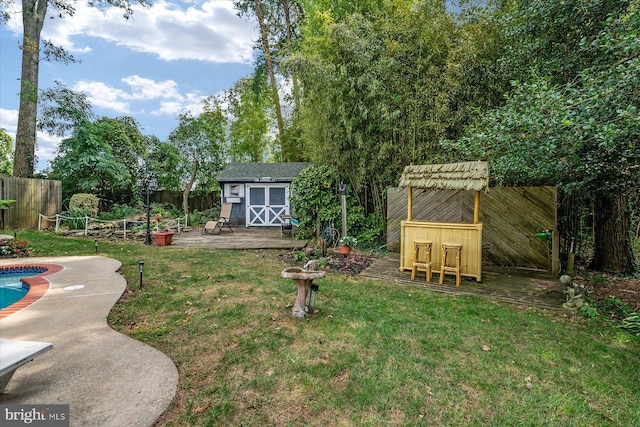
[216,162,312,227]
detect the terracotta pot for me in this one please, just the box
[153,231,174,246]
[339,245,351,255]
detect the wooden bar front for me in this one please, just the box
[400,220,483,282]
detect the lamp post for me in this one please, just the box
[13,226,17,239]
[139,261,144,289]
[94,239,98,255]
[144,186,152,245]
[339,182,347,238]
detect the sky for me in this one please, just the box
[0,0,259,171]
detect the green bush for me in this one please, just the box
[290,165,340,238]
[69,193,99,218]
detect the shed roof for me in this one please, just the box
[398,161,489,191]
[217,162,313,183]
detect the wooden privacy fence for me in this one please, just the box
[150,191,219,212]
[387,187,557,271]
[1,177,61,230]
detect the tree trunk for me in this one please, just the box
[183,157,199,221]
[14,0,48,177]
[590,191,638,274]
[254,0,287,161]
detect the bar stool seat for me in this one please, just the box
[411,241,432,282]
[439,243,462,286]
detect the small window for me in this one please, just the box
[225,184,244,198]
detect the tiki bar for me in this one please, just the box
[398,161,489,285]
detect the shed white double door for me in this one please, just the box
[245,184,289,227]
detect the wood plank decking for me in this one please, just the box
[361,252,565,310]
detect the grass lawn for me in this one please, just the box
[22,231,640,426]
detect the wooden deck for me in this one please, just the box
[361,252,565,310]
[170,226,308,250]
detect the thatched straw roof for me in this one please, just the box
[398,162,489,191]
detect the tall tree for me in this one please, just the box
[168,99,226,218]
[225,71,272,162]
[235,0,305,161]
[3,0,146,177]
[50,121,132,203]
[38,81,95,138]
[286,0,505,222]
[447,3,639,273]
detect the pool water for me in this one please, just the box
[0,268,45,309]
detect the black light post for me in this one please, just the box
[13,226,17,239]
[94,239,98,255]
[139,261,144,289]
[144,187,152,245]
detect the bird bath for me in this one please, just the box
[281,262,325,318]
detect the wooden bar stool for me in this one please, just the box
[411,241,432,282]
[439,243,462,286]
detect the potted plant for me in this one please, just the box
[152,230,174,246]
[152,214,174,246]
[338,236,357,255]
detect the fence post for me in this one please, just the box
[38,214,42,231]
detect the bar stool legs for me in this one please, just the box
[439,243,462,286]
[411,241,432,282]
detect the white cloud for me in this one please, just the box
[35,132,62,170]
[39,0,257,64]
[0,108,60,171]
[72,81,132,113]
[0,108,18,135]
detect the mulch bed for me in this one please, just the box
[279,250,374,276]
[574,269,640,313]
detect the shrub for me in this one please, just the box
[69,193,99,218]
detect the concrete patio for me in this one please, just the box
[0,256,178,427]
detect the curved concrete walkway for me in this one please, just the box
[0,256,178,427]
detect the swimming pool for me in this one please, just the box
[0,267,46,310]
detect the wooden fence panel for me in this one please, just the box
[387,187,556,270]
[1,177,62,230]
[150,191,219,212]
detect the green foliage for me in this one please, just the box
[0,128,13,175]
[0,237,31,257]
[0,199,15,209]
[144,137,181,192]
[51,121,134,204]
[61,209,89,229]
[339,235,358,247]
[98,203,142,221]
[445,3,639,273]
[621,313,640,336]
[38,81,95,137]
[289,165,340,236]
[286,0,507,228]
[69,193,99,217]
[168,101,227,216]
[224,73,272,162]
[579,304,599,318]
[292,249,307,262]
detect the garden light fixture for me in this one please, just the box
[139,261,145,289]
